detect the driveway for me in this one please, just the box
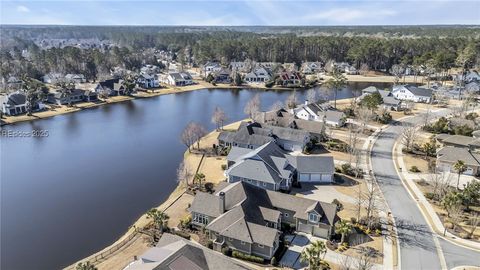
[292,183,356,204]
[279,234,310,269]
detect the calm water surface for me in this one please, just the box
[0,82,390,270]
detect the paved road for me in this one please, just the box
[370,111,480,270]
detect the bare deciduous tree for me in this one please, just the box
[468,213,480,238]
[390,64,405,85]
[401,124,418,152]
[269,101,284,111]
[348,124,361,163]
[244,94,261,118]
[359,63,370,76]
[211,106,227,130]
[357,107,373,133]
[285,91,298,109]
[355,246,382,270]
[337,255,354,270]
[306,88,317,103]
[181,122,196,153]
[192,123,207,149]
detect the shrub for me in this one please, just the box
[179,216,192,229]
[270,257,277,266]
[174,230,191,240]
[425,192,437,201]
[221,247,231,256]
[410,166,420,173]
[232,250,264,263]
[221,164,227,170]
[326,240,338,251]
[207,240,213,249]
[350,217,357,224]
[375,229,382,236]
[265,80,275,88]
[204,182,214,193]
[332,199,344,211]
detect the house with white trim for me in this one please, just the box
[392,84,433,103]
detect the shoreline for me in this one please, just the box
[0,81,309,126]
[65,121,243,269]
[0,75,427,126]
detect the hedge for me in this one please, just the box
[174,230,191,240]
[232,250,264,263]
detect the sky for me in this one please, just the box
[1,0,479,26]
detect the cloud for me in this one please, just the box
[305,8,396,24]
[16,5,30,13]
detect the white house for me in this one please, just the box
[140,65,160,75]
[0,91,44,115]
[291,101,331,122]
[65,74,86,83]
[203,62,222,76]
[136,74,159,88]
[158,72,193,86]
[244,67,272,83]
[454,70,480,84]
[301,62,323,74]
[42,73,63,84]
[392,85,433,103]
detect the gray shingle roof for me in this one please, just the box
[289,155,334,174]
[437,147,480,167]
[404,85,433,97]
[190,182,338,248]
[126,233,253,270]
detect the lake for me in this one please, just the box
[0,82,390,270]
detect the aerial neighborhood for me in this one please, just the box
[1,27,480,270]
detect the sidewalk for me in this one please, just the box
[393,138,480,251]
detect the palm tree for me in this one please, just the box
[336,220,353,243]
[325,68,347,109]
[146,208,169,232]
[76,261,97,270]
[194,173,206,189]
[300,240,327,270]
[453,160,467,189]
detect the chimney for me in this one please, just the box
[219,192,226,214]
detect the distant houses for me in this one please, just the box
[361,86,402,111]
[301,62,323,74]
[158,72,193,86]
[0,91,29,115]
[136,74,159,88]
[244,67,272,83]
[47,89,98,105]
[65,74,86,84]
[203,62,222,76]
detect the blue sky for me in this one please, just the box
[1,0,479,25]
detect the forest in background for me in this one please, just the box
[1,25,479,82]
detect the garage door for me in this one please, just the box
[297,223,312,234]
[299,173,310,182]
[313,227,329,238]
[321,174,332,182]
[310,174,321,181]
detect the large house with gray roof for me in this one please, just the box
[291,101,346,127]
[125,233,253,270]
[436,134,480,176]
[392,84,433,103]
[254,109,327,141]
[189,181,338,260]
[361,86,402,111]
[218,122,310,152]
[226,141,334,191]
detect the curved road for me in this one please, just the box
[371,111,480,269]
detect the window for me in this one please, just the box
[229,238,233,241]
[284,213,289,218]
[263,182,267,187]
[258,244,264,248]
[309,213,318,223]
[193,213,209,225]
[241,241,245,245]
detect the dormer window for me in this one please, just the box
[309,213,319,223]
